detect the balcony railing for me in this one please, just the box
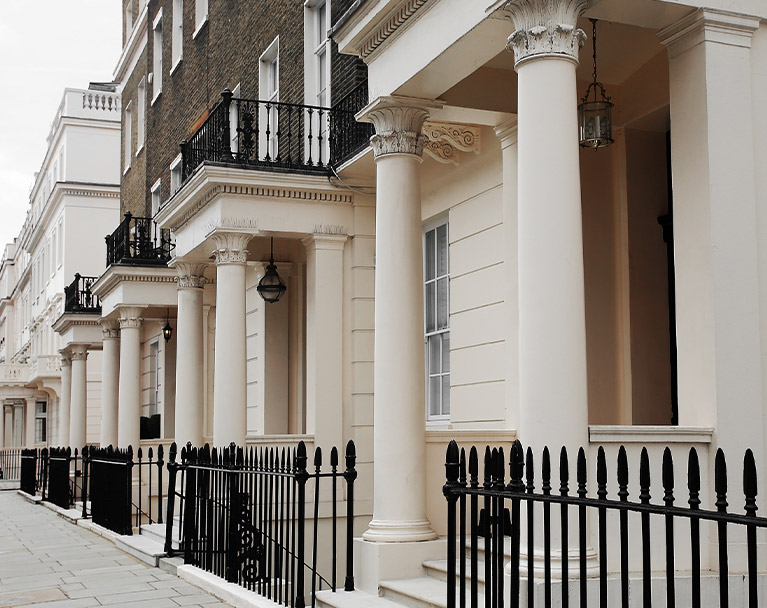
[64,273,101,313]
[106,212,174,267]
[180,81,372,184]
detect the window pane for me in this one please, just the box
[441,332,450,372]
[425,282,436,332]
[437,277,448,330]
[441,375,450,415]
[429,334,441,374]
[437,224,448,277]
[429,375,441,417]
[317,2,326,44]
[425,230,435,280]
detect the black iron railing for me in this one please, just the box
[20,448,39,495]
[179,84,371,184]
[0,448,21,480]
[330,80,373,167]
[134,446,164,530]
[105,212,174,267]
[87,446,134,535]
[64,274,101,313]
[444,440,767,608]
[164,440,357,607]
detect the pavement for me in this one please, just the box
[0,491,233,608]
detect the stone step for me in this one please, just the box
[316,589,407,608]
[379,576,486,608]
[423,559,489,596]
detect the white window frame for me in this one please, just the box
[424,219,450,421]
[56,220,63,268]
[193,0,208,38]
[151,178,162,217]
[170,154,183,195]
[124,101,133,173]
[35,400,47,444]
[149,338,160,417]
[136,77,146,154]
[304,0,331,161]
[152,10,164,104]
[171,0,183,73]
[125,0,134,37]
[259,37,280,161]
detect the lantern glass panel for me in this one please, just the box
[579,100,613,149]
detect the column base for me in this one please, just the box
[516,547,600,579]
[354,536,446,594]
[362,518,437,543]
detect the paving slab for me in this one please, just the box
[0,492,233,607]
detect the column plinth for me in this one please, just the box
[118,307,143,450]
[358,96,442,543]
[175,262,208,447]
[58,354,71,446]
[69,345,89,450]
[100,322,120,448]
[212,233,251,447]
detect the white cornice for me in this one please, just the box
[155,165,355,233]
[332,0,437,61]
[91,266,178,301]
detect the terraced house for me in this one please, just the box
[4,0,767,606]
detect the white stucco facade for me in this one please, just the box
[0,85,121,450]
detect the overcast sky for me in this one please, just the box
[0,0,120,253]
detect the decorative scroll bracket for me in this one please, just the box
[421,121,481,165]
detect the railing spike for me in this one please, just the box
[688,447,701,501]
[662,447,674,498]
[468,446,478,484]
[596,446,607,498]
[497,446,506,485]
[525,446,535,493]
[445,440,460,485]
[560,446,569,493]
[314,446,323,468]
[715,448,728,511]
[577,447,587,495]
[639,447,651,503]
[331,446,339,468]
[483,446,492,485]
[744,449,758,510]
[542,447,551,495]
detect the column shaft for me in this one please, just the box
[212,233,250,446]
[25,399,35,447]
[118,308,143,450]
[58,356,71,446]
[3,406,13,447]
[516,57,589,454]
[304,235,346,450]
[358,96,441,542]
[69,346,89,449]
[175,263,207,447]
[100,323,120,447]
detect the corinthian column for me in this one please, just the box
[212,232,251,447]
[175,261,208,447]
[69,345,89,450]
[118,307,143,450]
[505,0,589,456]
[100,322,120,447]
[358,96,441,543]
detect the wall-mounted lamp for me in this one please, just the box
[162,308,173,341]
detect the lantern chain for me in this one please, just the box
[591,19,598,85]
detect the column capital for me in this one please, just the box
[302,233,348,252]
[101,320,120,340]
[211,232,251,265]
[658,8,759,57]
[494,117,518,148]
[503,0,587,67]
[59,351,72,367]
[69,345,89,361]
[357,96,443,159]
[118,307,144,330]
[175,261,209,289]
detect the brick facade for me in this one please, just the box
[118,0,366,217]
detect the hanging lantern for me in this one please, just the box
[257,237,287,304]
[162,308,173,341]
[579,19,614,150]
